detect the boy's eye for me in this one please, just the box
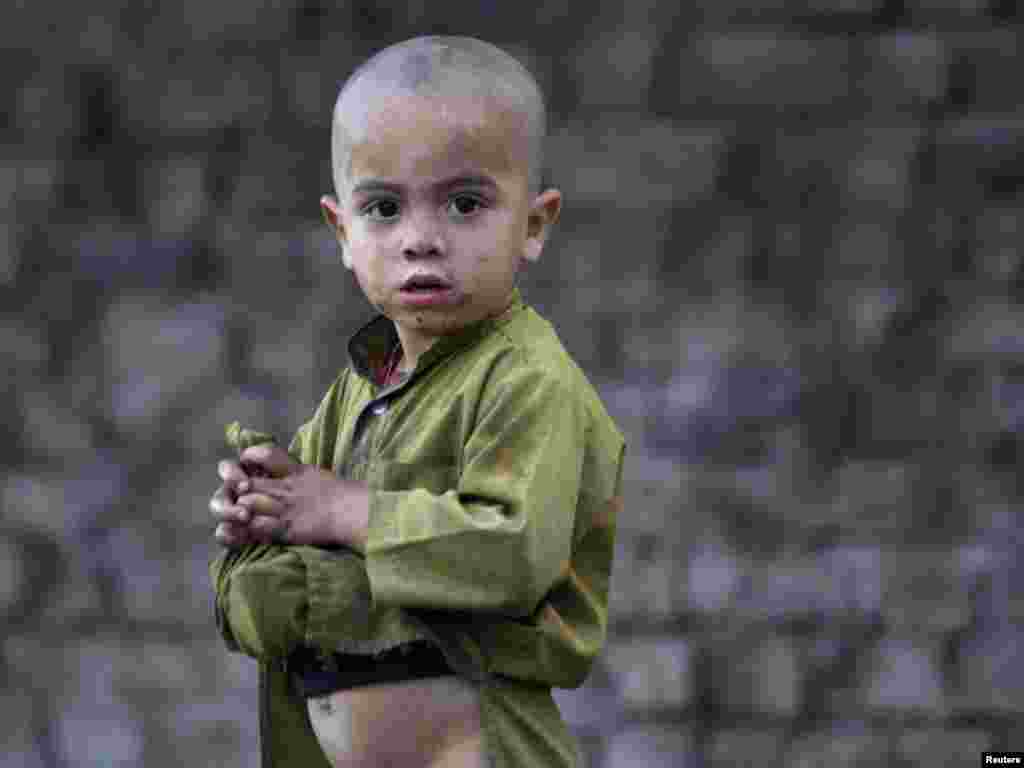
[364,199,400,220]
[448,194,485,217]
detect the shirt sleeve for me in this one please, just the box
[365,361,585,618]
[209,543,426,659]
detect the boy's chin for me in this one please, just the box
[390,305,496,336]
[393,310,468,331]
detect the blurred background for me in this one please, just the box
[2,1,1022,766]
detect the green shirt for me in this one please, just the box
[209,289,626,767]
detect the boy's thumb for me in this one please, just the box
[240,443,296,478]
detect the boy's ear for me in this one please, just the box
[320,195,352,269]
[523,188,562,263]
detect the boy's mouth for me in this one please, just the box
[401,273,453,291]
[398,273,459,306]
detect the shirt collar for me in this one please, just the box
[347,286,526,385]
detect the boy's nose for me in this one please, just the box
[403,240,442,258]
[401,211,445,259]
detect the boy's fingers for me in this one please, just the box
[240,444,296,478]
[240,475,286,499]
[210,488,251,523]
[248,515,288,544]
[210,487,230,517]
[215,521,251,549]
[237,492,281,518]
[218,459,248,485]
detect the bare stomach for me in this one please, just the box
[306,675,484,768]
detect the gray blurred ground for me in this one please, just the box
[2,1,1022,766]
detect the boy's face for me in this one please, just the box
[321,91,560,365]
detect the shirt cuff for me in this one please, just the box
[297,544,428,655]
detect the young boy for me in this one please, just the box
[208,36,625,768]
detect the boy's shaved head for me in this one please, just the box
[332,36,546,198]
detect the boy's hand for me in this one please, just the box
[210,442,297,549]
[232,444,369,551]
[210,456,257,549]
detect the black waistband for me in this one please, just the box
[288,642,454,699]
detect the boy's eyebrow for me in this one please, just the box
[351,174,499,196]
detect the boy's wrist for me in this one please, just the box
[334,480,370,553]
